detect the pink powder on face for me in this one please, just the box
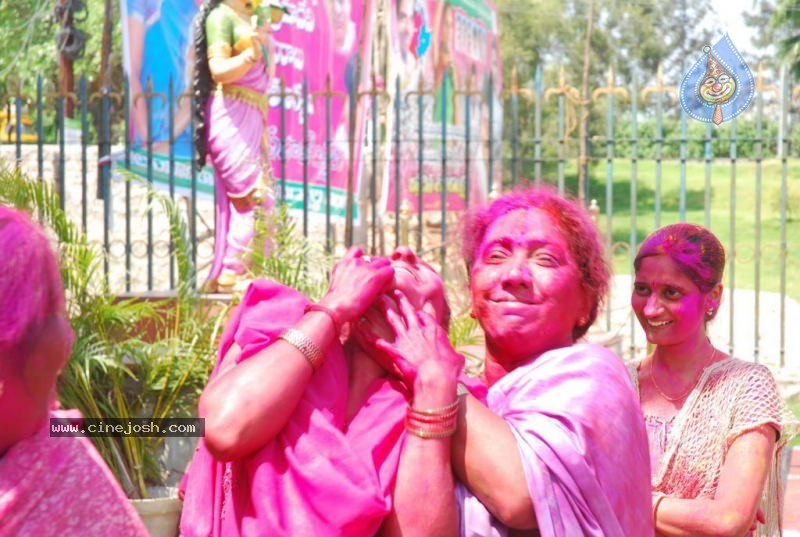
[469,208,586,363]
[389,246,450,329]
[634,223,725,294]
[632,255,711,347]
[461,185,609,340]
[0,207,65,356]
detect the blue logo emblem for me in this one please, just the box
[679,34,754,125]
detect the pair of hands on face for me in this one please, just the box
[320,247,395,324]
[362,290,464,390]
[320,247,463,389]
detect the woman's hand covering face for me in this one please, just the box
[362,290,463,390]
[321,247,395,324]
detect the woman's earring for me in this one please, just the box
[706,308,714,318]
[469,310,476,319]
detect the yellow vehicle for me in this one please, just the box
[0,110,38,143]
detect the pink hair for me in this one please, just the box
[461,186,611,340]
[634,223,725,294]
[0,206,65,355]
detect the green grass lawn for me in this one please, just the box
[563,158,799,301]
[789,398,800,447]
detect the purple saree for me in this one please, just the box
[458,343,654,537]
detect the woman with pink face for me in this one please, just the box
[0,207,148,536]
[179,245,451,536]
[377,186,653,536]
[629,223,798,536]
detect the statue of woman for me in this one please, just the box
[193,0,279,291]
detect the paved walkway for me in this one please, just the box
[785,447,800,533]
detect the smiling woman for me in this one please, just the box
[377,186,654,537]
[629,223,799,537]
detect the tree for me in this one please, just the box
[493,0,716,191]
[0,0,121,104]
[772,0,800,77]
[746,0,779,66]
[496,0,715,91]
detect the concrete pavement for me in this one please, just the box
[785,447,800,533]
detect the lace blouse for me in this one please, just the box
[628,357,799,537]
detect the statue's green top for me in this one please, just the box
[206,1,258,59]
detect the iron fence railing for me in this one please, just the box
[1,66,798,370]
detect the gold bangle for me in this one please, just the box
[303,303,342,333]
[408,398,459,416]
[406,397,460,438]
[405,424,457,439]
[278,328,323,372]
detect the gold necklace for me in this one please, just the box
[649,347,717,402]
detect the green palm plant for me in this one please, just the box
[1,163,488,499]
[773,0,800,78]
[0,165,229,499]
[247,202,332,300]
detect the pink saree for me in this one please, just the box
[179,279,408,537]
[205,21,273,283]
[0,409,148,536]
[458,343,654,536]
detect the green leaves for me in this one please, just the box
[247,202,332,301]
[773,0,800,77]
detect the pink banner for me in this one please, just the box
[118,0,374,218]
[269,0,374,220]
[386,0,502,214]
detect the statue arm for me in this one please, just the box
[205,6,262,85]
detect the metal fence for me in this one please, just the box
[1,65,798,370]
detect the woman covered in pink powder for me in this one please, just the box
[0,207,148,537]
[629,223,798,536]
[375,186,654,536]
[193,0,278,292]
[179,245,452,536]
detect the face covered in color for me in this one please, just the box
[352,247,448,372]
[389,246,448,326]
[0,313,74,454]
[469,208,588,365]
[631,254,720,348]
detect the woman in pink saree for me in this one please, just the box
[373,187,654,536]
[179,245,451,536]
[0,207,147,537]
[629,223,798,536]
[193,0,277,291]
